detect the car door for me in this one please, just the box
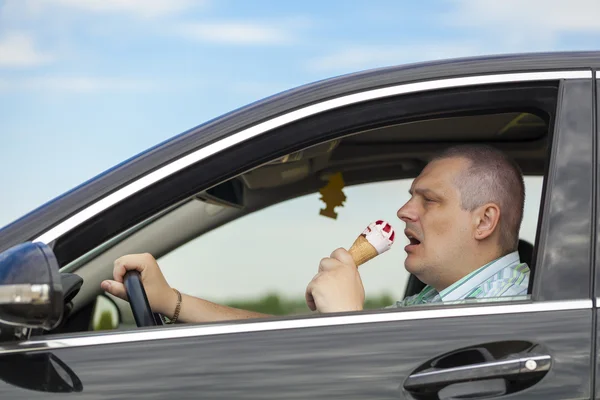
[0,68,595,399]
[595,70,600,400]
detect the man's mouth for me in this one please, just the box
[405,229,422,249]
[408,236,421,245]
[404,229,421,253]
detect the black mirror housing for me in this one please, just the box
[0,242,64,330]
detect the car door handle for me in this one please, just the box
[404,353,551,390]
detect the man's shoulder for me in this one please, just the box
[387,285,439,308]
[492,261,530,283]
[469,261,530,298]
[388,259,530,308]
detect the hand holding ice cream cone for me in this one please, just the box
[305,220,395,313]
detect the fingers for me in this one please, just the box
[318,248,356,272]
[309,248,360,312]
[112,253,155,282]
[101,280,127,301]
[318,257,340,272]
[330,248,356,268]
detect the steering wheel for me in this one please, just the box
[123,271,163,327]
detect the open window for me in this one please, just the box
[155,111,548,316]
[57,91,557,331]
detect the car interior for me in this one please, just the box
[35,108,551,336]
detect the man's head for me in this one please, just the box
[396,144,525,290]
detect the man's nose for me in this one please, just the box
[397,200,418,223]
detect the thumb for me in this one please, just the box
[305,277,319,312]
[101,280,127,301]
[330,247,356,268]
[305,292,317,312]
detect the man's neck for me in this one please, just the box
[432,248,507,293]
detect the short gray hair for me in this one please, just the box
[431,144,525,253]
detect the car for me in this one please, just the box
[0,51,598,399]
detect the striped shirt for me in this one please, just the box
[390,251,530,307]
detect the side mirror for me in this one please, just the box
[0,242,63,330]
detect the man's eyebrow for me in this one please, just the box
[409,188,441,197]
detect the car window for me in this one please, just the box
[156,176,543,316]
[47,103,557,334]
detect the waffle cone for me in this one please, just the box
[348,234,379,267]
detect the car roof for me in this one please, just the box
[1,51,598,250]
[295,50,600,92]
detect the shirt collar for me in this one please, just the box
[438,251,521,302]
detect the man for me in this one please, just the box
[390,144,529,306]
[101,144,529,323]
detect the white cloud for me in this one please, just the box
[177,21,293,45]
[0,32,54,68]
[307,44,483,73]
[445,0,600,42]
[21,0,202,19]
[0,76,162,93]
[307,0,600,74]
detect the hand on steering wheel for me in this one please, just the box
[123,270,163,327]
[102,253,175,327]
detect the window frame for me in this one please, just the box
[530,78,595,301]
[6,300,593,354]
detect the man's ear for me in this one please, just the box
[473,203,500,241]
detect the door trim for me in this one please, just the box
[33,70,592,245]
[0,299,591,355]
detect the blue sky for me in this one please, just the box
[1,0,600,228]
[2,0,597,302]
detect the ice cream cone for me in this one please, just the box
[349,234,379,267]
[348,220,395,268]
